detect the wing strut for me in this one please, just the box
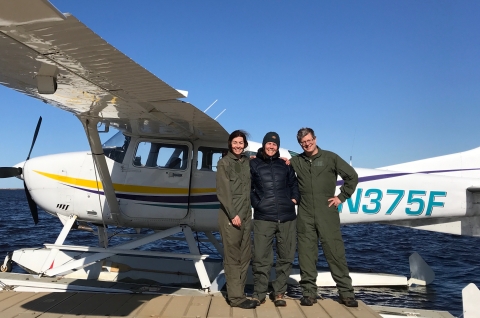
[80,116,124,226]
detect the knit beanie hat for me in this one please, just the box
[262,132,280,148]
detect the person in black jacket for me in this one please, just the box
[250,132,300,307]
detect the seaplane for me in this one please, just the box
[0,1,479,305]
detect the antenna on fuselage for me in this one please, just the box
[350,127,356,166]
[204,99,218,113]
[214,109,226,120]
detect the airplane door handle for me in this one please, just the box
[168,172,183,177]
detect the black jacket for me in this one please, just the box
[250,148,300,222]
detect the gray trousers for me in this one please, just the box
[252,219,297,301]
[218,211,252,306]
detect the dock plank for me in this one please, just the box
[231,305,255,318]
[276,299,305,318]
[297,301,330,318]
[0,291,18,302]
[13,292,73,318]
[109,294,155,318]
[345,300,382,318]
[207,295,231,318]
[37,293,97,318]
[60,292,116,317]
[0,291,389,318]
[184,296,211,318]
[0,292,42,317]
[254,298,280,318]
[320,298,356,317]
[162,295,196,318]
[136,294,173,318]
[87,294,136,318]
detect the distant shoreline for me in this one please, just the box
[0,188,22,190]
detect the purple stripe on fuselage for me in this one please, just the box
[64,184,218,203]
[336,167,480,186]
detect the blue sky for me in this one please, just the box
[1,0,479,188]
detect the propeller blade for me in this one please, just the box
[24,181,39,225]
[0,167,22,178]
[26,116,42,161]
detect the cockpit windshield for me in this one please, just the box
[102,131,131,163]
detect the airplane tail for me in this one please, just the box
[378,146,480,237]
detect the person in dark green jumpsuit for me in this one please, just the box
[216,130,257,309]
[290,127,359,308]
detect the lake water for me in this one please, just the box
[1,189,478,316]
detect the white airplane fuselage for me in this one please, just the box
[21,133,480,235]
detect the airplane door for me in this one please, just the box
[120,139,192,220]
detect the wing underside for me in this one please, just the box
[0,0,227,141]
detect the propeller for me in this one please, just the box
[0,167,22,178]
[0,117,42,224]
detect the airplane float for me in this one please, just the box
[0,0,479,293]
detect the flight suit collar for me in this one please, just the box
[300,146,323,162]
[226,150,247,161]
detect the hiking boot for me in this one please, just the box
[274,294,287,307]
[252,298,266,306]
[339,295,358,307]
[233,299,257,309]
[300,296,317,306]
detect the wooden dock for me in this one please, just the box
[0,291,382,318]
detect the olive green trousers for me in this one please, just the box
[297,207,354,298]
[252,219,297,301]
[218,211,252,306]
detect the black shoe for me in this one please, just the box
[252,298,265,306]
[274,294,287,307]
[339,295,358,307]
[300,296,317,306]
[234,299,257,309]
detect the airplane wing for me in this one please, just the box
[0,0,228,141]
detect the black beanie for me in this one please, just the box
[262,132,280,148]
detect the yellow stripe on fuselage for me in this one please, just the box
[34,170,216,194]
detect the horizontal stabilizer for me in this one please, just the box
[463,283,480,318]
[382,215,480,237]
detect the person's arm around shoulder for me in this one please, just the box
[216,159,237,221]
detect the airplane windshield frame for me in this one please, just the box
[102,132,131,164]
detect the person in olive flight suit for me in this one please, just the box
[216,130,257,309]
[250,132,300,307]
[289,127,359,308]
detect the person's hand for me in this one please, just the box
[231,215,241,227]
[292,199,297,204]
[280,157,291,165]
[328,196,341,208]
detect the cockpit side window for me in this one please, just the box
[197,147,227,172]
[134,141,188,170]
[102,132,131,164]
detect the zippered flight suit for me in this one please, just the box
[216,151,252,306]
[290,147,358,299]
